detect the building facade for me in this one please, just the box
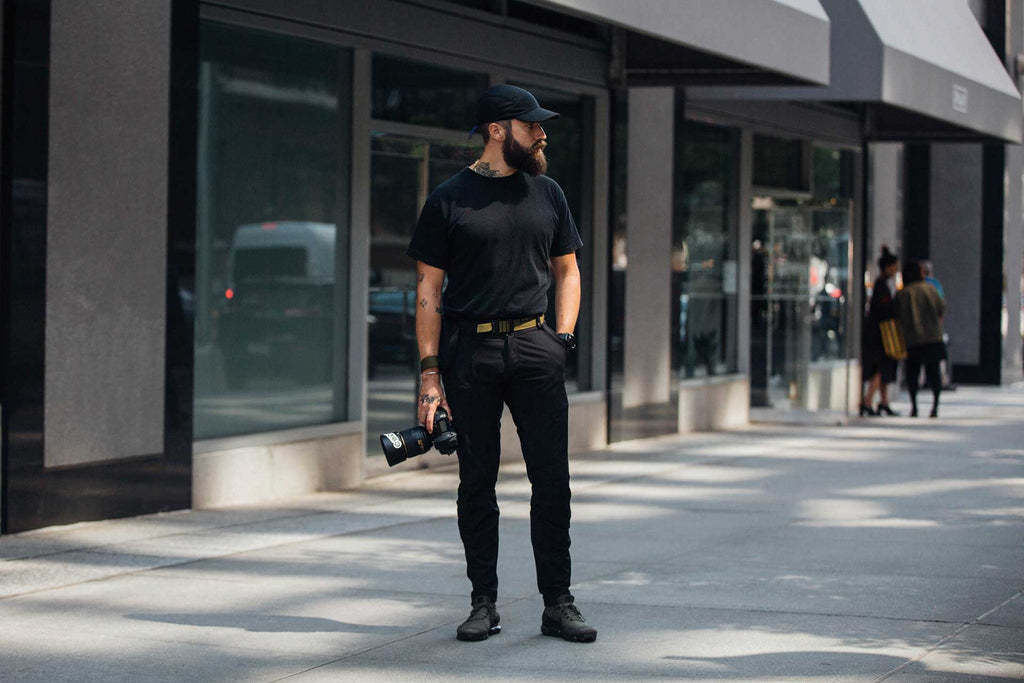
[1,0,1020,534]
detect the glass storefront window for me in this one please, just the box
[364,66,592,460]
[608,90,628,396]
[194,23,351,439]
[366,133,478,457]
[672,121,739,379]
[512,83,589,392]
[749,142,856,410]
[810,146,855,363]
[372,56,488,130]
[753,134,808,192]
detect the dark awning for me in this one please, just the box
[534,0,831,86]
[688,0,1022,143]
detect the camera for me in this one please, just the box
[379,407,458,467]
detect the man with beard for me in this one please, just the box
[407,85,595,643]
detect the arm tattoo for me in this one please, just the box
[420,298,428,309]
[416,272,425,283]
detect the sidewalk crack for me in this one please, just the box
[871,589,1024,682]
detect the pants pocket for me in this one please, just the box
[540,324,567,365]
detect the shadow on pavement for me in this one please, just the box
[123,612,405,634]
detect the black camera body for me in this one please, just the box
[379,407,458,467]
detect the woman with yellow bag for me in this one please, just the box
[894,260,946,418]
[860,247,901,416]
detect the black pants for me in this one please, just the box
[440,319,571,606]
[905,342,943,411]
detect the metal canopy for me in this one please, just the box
[533,0,831,86]
[689,0,1023,143]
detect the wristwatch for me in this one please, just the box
[556,332,576,350]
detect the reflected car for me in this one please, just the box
[218,221,335,388]
[368,287,418,378]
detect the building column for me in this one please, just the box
[1005,143,1024,382]
[1002,0,1024,382]
[622,87,673,408]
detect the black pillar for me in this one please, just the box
[902,143,930,261]
[962,143,1007,384]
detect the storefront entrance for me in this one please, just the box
[366,131,477,460]
[750,198,852,410]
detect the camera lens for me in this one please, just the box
[380,425,431,466]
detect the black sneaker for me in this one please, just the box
[541,595,597,643]
[456,595,501,641]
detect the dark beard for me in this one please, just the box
[502,134,548,176]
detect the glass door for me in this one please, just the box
[366,133,477,460]
[750,198,851,410]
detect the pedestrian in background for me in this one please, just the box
[920,260,954,390]
[894,260,946,417]
[860,247,900,416]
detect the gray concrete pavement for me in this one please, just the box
[1,385,1022,682]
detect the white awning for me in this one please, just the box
[535,0,831,86]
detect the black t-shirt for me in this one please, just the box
[407,168,582,320]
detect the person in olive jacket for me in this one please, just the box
[894,260,946,417]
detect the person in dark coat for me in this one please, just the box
[860,247,900,416]
[894,260,946,417]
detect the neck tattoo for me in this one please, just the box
[470,161,509,178]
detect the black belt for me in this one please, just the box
[468,314,545,334]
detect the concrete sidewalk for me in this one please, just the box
[2,386,1022,682]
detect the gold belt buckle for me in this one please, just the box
[513,315,543,331]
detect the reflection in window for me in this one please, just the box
[372,56,488,130]
[748,145,856,409]
[365,70,592,459]
[608,90,628,394]
[672,121,739,379]
[810,146,855,363]
[367,134,479,459]
[753,134,808,192]
[512,83,590,392]
[194,23,351,439]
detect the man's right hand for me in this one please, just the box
[418,373,452,433]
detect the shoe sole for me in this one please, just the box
[541,624,597,643]
[456,624,501,642]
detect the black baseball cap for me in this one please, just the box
[475,84,560,125]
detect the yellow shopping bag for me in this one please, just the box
[879,318,907,360]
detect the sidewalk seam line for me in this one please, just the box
[871,588,1024,682]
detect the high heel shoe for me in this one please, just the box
[929,406,938,418]
[876,403,899,416]
[859,403,877,417]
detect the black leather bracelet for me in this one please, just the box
[420,355,439,371]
